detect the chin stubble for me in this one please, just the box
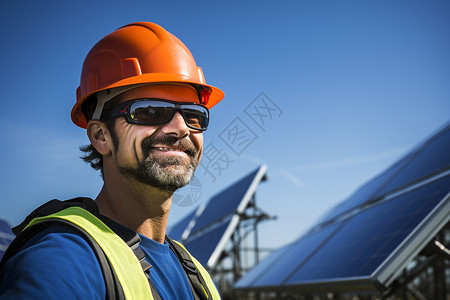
[116,135,199,192]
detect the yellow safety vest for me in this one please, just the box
[24,206,221,300]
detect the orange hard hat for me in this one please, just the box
[71,22,224,128]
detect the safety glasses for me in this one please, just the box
[100,98,209,131]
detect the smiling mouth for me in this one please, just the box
[151,146,194,157]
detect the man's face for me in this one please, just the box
[107,84,204,192]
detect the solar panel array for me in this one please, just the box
[0,218,13,260]
[235,122,450,292]
[168,165,267,268]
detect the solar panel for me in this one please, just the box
[313,152,414,228]
[234,221,343,289]
[183,219,231,266]
[0,218,13,260]
[285,175,450,291]
[180,164,268,268]
[235,122,450,293]
[189,165,267,234]
[374,124,450,197]
[233,243,295,289]
[312,123,450,229]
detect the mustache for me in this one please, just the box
[141,135,198,157]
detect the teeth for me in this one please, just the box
[154,147,181,151]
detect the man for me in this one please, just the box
[0,22,223,299]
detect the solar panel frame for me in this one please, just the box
[184,164,268,268]
[373,173,450,287]
[183,219,232,266]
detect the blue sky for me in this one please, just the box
[0,0,449,250]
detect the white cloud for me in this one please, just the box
[278,170,307,188]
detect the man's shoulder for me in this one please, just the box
[19,222,99,252]
[2,197,102,267]
[0,223,106,299]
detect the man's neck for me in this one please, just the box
[95,176,173,244]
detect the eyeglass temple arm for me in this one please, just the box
[91,84,150,120]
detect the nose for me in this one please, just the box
[161,111,189,138]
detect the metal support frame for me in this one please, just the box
[212,193,275,299]
[381,224,450,300]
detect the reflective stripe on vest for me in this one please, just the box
[25,207,153,300]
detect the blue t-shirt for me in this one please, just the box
[0,223,194,300]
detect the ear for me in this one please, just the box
[86,120,113,155]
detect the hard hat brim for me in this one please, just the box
[71,73,224,129]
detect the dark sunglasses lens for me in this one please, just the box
[182,106,209,130]
[130,101,175,124]
[129,101,209,130]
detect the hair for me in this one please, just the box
[79,94,118,178]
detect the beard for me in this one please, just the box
[115,135,199,192]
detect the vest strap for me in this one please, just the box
[25,206,154,300]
